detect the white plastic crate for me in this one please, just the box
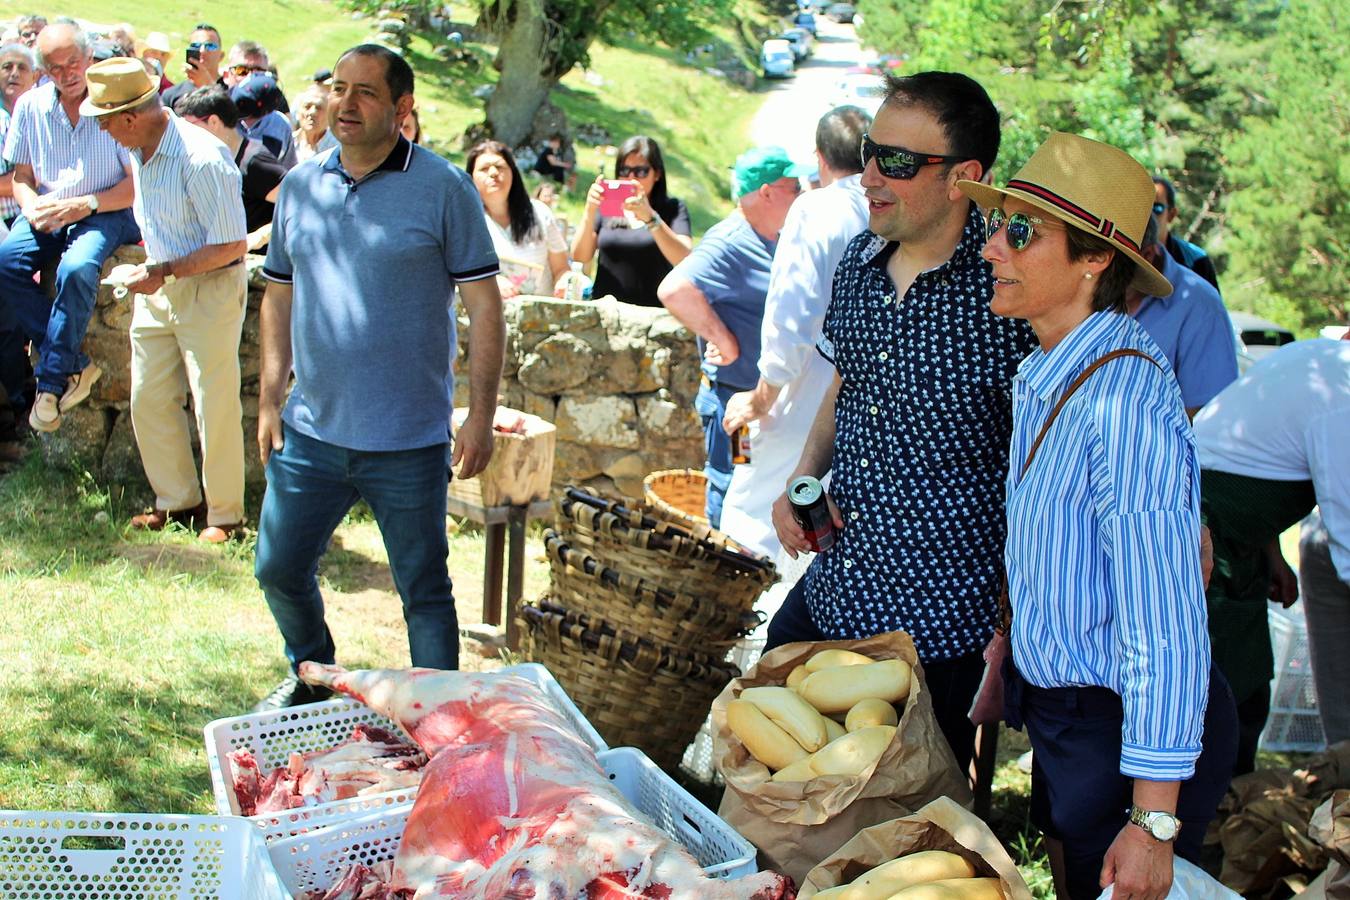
[1260,604,1328,753]
[204,663,606,841]
[0,811,284,899]
[268,747,757,897]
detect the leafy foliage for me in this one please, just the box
[857,0,1345,332]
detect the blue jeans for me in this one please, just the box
[696,380,740,527]
[0,210,140,397]
[254,425,459,672]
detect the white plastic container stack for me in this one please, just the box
[203,663,606,842]
[0,811,283,898]
[1259,604,1328,753]
[268,747,757,897]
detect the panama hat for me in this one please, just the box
[143,32,172,54]
[79,57,159,118]
[958,132,1171,298]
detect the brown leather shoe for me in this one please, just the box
[130,503,208,531]
[199,523,242,544]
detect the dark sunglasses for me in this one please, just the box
[860,133,967,179]
[188,41,221,52]
[616,165,651,178]
[1151,201,1168,216]
[229,64,268,76]
[985,208,1062,250]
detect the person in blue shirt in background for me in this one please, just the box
[961,133,1236,900]
[656,146,805,526]
[1127,212,1238,417]
[1152,176,1220,293]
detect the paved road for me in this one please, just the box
[749,19,868,166]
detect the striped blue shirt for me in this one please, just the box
[1006,310,1210,781]
[2,81,130,199]
[0,106,17,221]
[129,113,246,262]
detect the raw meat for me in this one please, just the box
[306,861,410,899]
[232,723,426,816]
[300,663,795,899]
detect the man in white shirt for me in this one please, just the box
[719,106,872,560]
[1192,337,1350,773]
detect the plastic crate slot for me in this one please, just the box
[58,836,125,852]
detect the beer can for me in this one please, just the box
[732,423,751,465]
[789,475,835,552]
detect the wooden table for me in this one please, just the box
[447,495,553,649]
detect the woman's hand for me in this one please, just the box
[583,176,605,218]
[1099,824,1174,900]
[624,181,656,224]
[495,274,520,299]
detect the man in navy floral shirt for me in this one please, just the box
[768,72,1036,771]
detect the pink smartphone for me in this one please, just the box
[599,180,636,217]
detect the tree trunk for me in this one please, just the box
[485,0,556,146]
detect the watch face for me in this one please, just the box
[1150,815,1179,841]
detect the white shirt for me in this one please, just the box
[718,173,869,559]
[484,198,566,297]
[1193,338,1350,579]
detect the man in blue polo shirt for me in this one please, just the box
[656,145,805,526]
[253,44,504,709]
[1127,213,1238,417]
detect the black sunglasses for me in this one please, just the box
[860,134,967,179]
[616,165,651,178]
[985,208,1062,251]
[1151,201,1168,216]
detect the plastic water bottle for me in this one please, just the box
[564,261,592,303]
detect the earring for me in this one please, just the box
[1083,272,1094,280]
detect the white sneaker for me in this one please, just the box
[28,392,61,432]
[59,362,102,413]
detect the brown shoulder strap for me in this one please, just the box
[1019,348,1161,479]
[996,347,1162,634]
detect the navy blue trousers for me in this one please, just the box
[1005,661,1238,900]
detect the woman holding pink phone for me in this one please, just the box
[571,135,692,307]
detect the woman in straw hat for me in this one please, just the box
[957,134,1238,900]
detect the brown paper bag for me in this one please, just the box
[1302,791,1350,900]
[797,796,1033,900]
[713,631,973,884]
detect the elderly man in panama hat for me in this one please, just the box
[0,21,140,434]
[84,57,250,544]
[958,132,1238,900]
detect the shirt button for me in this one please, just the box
[860,459,869,467]
[843,559,853,569]
[869,405,879,415]
[850,510,859,520]
[879,352,888,361]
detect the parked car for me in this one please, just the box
[761,39,796,78]
[1231,310,1297,373]
[825,2,856,23]
[830,70,884,115]
[792,11,817,34]
[781,27,813,60]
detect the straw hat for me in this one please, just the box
[79,57,159,118]
[143,31,172,54]
[958,132,1171,297]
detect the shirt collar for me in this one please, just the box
[134,112,185,165]
[858,202,988,272]
[1017,309,1131,402]
[322,134,413,180]
[1137,250,1179,310]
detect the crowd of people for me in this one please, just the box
[0,14,1347,900]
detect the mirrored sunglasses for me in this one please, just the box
[229,64,268,76]
[1151,201,1167,216]
[985,208,1058,251]
[860,133,967,179]
[188,41,221,51]
[616,165,651,178]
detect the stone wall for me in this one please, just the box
[44,253,704,506]
[453,296,705,500]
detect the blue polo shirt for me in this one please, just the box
[669,212,775,390]
[1132,250,1238,410]
[263,137,498,451]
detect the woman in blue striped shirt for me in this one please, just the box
[957,134,1237,900]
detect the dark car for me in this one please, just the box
[793,11,817,34]
[825,2,856,23]
[780,28,812,60]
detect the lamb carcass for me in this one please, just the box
[231,723,426,816]
[300,663,795,899]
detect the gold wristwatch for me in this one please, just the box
[1128,805,1181,841]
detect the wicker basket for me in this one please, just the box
[643,469,709,529]
[518,601,740,770]
[555,488,777,613]
[544,531,761,650]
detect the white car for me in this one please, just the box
[830,71,884,116]
[1231,310,1297,373]
[761,40,795,79]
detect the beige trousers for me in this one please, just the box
[129,264,247,526]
